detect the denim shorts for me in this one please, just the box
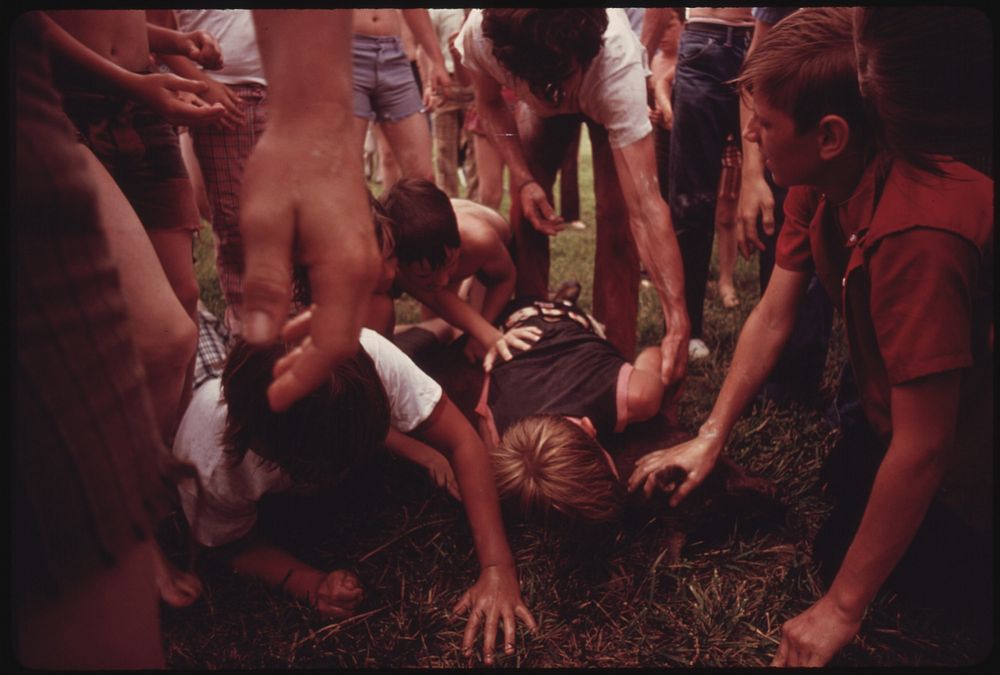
[352,34,424,123]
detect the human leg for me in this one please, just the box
[190,85,268,334]
[473,133,506,210]
[82,150,197,441]
[432,107,461,196]
[380,111,434,182]
[668,26,749,345]
[587,120,640,360]
[715,136,741,308]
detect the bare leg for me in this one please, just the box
[147,228,200,427]
[558,122,582,221]
[178,129,211,224]
[15,540,165,669]
[374,122,402,187]
[715,194,739,308]
[587,121,640,360]
[85,150,197,440]
[380,111,435,182]
[473,134,506,210]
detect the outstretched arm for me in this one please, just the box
[243,9,382,412]
[611,134,690,387]
[413,395,537,664]
[628,265,808,503]
[219,530,363,619]
[772,372,960,666]
[386,427,460,500]
[37,11,225,127]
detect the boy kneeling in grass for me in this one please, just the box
[379,178,518,364]
[173,310,536,663]
[628,8,992,666]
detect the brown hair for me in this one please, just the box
[735,7,870,147]
[491,415,624,524]
[853,7,993,176]
[380,178,460,268]
[482,9,608,106]
[220,338,390,486]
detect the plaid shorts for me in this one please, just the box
[193,304,230,390]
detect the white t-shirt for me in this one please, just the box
[456,8,651,149]
[174,9,267,87]
[172,329,442,547]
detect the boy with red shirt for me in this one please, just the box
[627,8,992,666]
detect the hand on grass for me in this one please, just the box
[771,594,861,667]
[315,569,364,620]
[453,564,536,665]
[483,326,543,372]
[627,434,722,506]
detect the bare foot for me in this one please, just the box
[719,284,739,309]
[151,540,203,608]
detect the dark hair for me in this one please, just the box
[380,178,460,268]
[482,9,608,105]
[293,189,394,308]
[735,7,870,148]
[853,7,993,176]
[220,338,390,486]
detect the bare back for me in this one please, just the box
[47,10,151,72]
[686,7,754,26]
[352,9,402,37]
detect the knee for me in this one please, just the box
[140,312,197,378]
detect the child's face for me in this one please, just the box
[743,92,823,188]
[399,247,460,293]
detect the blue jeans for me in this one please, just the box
[668,24,750,338]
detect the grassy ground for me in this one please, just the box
[172,129,990,667]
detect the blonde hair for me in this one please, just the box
[492,415,624,524]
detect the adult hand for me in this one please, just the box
[453,564,537,665]
[658,325,688,388]
[627,433,722,506]
[771,594,861,667]
[519,180,564,235]
[482,325,542,372]
[315,569,364,619]
[652,85,674,131]
[734,171,775,259]
[129,72,226,127]
[427,60,453,99]
[240,115,382,412]
[180,29,224,70]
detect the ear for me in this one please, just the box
[817,114,851,161]
[579,416,598,439]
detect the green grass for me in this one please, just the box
[178,130,990,668]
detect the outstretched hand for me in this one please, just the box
[240,117,382,412]
[453,564,537,665]
[483,326,543,372]
[130,72,226,127]
[627,434,722,507]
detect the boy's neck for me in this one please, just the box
[820,149,870,206]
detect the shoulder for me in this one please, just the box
[872,159,993,248]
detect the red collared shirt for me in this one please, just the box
[776,157,993,529]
